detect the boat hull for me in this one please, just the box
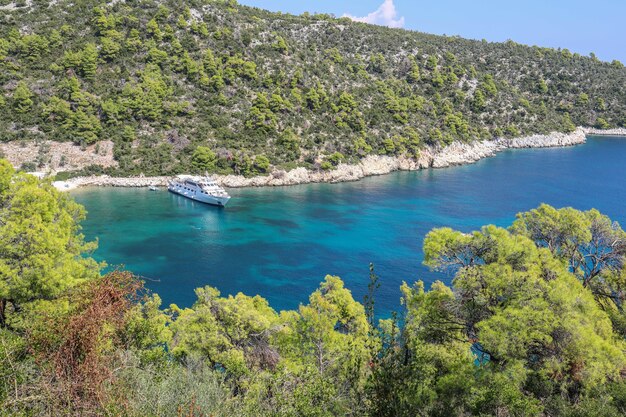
[167,184,230,206]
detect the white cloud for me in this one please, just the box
[343,0,405,28]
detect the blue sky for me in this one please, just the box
[238,0,626,63]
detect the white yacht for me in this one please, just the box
[167,175,231,206]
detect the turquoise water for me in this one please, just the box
[73,136,626,316]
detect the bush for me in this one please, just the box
[19,161,37,172]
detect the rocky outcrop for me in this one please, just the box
[582,127,626,137]
[427,141,502,168]
[497,128,587,148]
[52,127,602,190]
[53,175,170,191]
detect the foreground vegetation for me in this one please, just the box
[1,0,625,176]
[2,164,626,416]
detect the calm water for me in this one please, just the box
[73,136,626,316]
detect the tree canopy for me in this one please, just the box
[0,161,99,327]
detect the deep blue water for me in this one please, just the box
[72,136,626,316]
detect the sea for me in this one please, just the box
[72,136,626,316]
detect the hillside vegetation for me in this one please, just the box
[2,165,626,416]
[1,0,625,177]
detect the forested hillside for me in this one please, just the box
[1,0,625,176]
[2,164,626,416]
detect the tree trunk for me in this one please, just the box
[0,299,6,328]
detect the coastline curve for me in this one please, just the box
[51,127,625,191]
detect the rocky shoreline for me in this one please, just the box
[582,127,626,137]
[53,127,623,191]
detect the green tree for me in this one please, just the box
[48,29,63,48]
[471,89,486,112]
[253,155,270,173]
[92,7,114,34]
[147,47,168,65]
[424,225,626,378]
[428,128,443,145]
[146,18,162,41]
[290,68,303,88]
[246,94,276,133]
[408,220,626,414]
[562,113,576,132]
[168,286,280,377]
[577,92,590,105]
[81,43,98,80]
[276,128,300,161]
[269,93,289,113]
[72,109,102,144]
[537,78,549,94]
[368,53,386,73]
[306,88,321,110]
[202,49,219,76]
[431,69,444,88]
[191,146,217,172]
[0,39,9,61]
[596,117,610,129]
[42,96,73,130]
[482,74,498,96]
[209,74,225,92]
[382,138,396,154]
[124,63,172,121]
[282,276,374,392]
[335,92,364,132]
[273,35,288,54]
[325,47,343,64]
[425,55,438,70]
[353,136,372,156]
[12,82,33,113]
[0,161,99,327]
[505,125,520,137]
[327,152,345,166]
[100,36,121,61]
[510,204,626,302]
[62,49,83,70]
[17,34,50,61]
[126,29,142,51]
[407,57,420,83]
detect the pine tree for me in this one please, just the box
[407,59,420,83]
[0,161,99,327]
[81,43,98,80]
[13,82,33,113]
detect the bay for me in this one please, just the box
[72,136,626,316]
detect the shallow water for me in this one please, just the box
[72,136,626,316]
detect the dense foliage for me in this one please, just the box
[1,169,626,416]
[0,160,99,327]
[1,0,625,176]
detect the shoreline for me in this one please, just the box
[51,127,625,191]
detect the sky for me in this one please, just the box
[237,0,626,63]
